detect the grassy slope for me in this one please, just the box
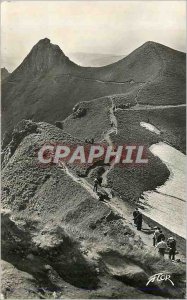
[64,96,186,153]
[1,40,186,298]
[2,74,135,134]
[136,42,186,106]
[126,106,186,153]
[2,120,185,299]
[63,97,112,141]
[2,41,185,135]
[107,108,168,201]
[64,96,185,202]
[109,106,186,201]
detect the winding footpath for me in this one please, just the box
[54,73,144,86]
[58,101,185,258]
[101,98,118,189]
[58,99,154,250]
[116,103,186,111]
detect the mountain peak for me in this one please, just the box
[31,38,66,59]
[1,67,10,81]
[38,37,51,44]
[33,38,62,51]
[13,38,68,76]
[140,41,163,50]
[140,40,181,53]
[143,40,157,46]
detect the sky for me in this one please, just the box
[1,0,186,72]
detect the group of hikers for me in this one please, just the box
[133,208,177,260]
[153,226,177,260]
[85,138,94,144]
[93,179,178,262]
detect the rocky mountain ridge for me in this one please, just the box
[1,39,186,299]
[2,39,185,136]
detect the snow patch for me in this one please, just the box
[140,122,160,135]
[142,142,186,238]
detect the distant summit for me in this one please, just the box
[30,38,66,66]
[11,38,76,77]
[136,40,185,56]
[2,39,185,134]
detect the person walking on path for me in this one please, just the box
[156,238,167,257]
[157,230,165,243]
[97,176,103,187]
[167,237,176,261]
[136,211,143,231]
[93,178,99,193]
[153,227,160,246]
[133,208,139,226]
[98,192,105,202]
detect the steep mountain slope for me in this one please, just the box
[2,120,186,299]
[63,96,184,199]
[63,96,186,153]
[2,39,185,136]
[1,67,10,81]
[63,95,186,241]
[1,38,186,299]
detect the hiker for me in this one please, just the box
[133,208,139,225]
[97,176,103,186]
[153,227,160,246]
[110,121,114,127]
[136,211,142,231]
[98,192,105,202]
[156,238,167,257]
[91,138,94,144]
[157,230,165,243]
[93,178,99,192]
[167,237,176,261]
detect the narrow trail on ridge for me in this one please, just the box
[59,158,153,248]
[62,98,153,247]
[58,96,185,260]
[100,98,154,246]
[116,103,186,112]
[54,73,145,85]
[101,97,119,196]
[59,161,98,200]
[134,82,147,105]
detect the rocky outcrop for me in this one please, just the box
[1,67,10,81]
[1,120,39,168]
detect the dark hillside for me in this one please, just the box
[63,95,185,203]
[64,96,186,153]
[1,120,185,299]
[2,40,185,135]
[1,67,10,81]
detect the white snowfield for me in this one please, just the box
[140,122,186,239]
[140,121,161,135]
